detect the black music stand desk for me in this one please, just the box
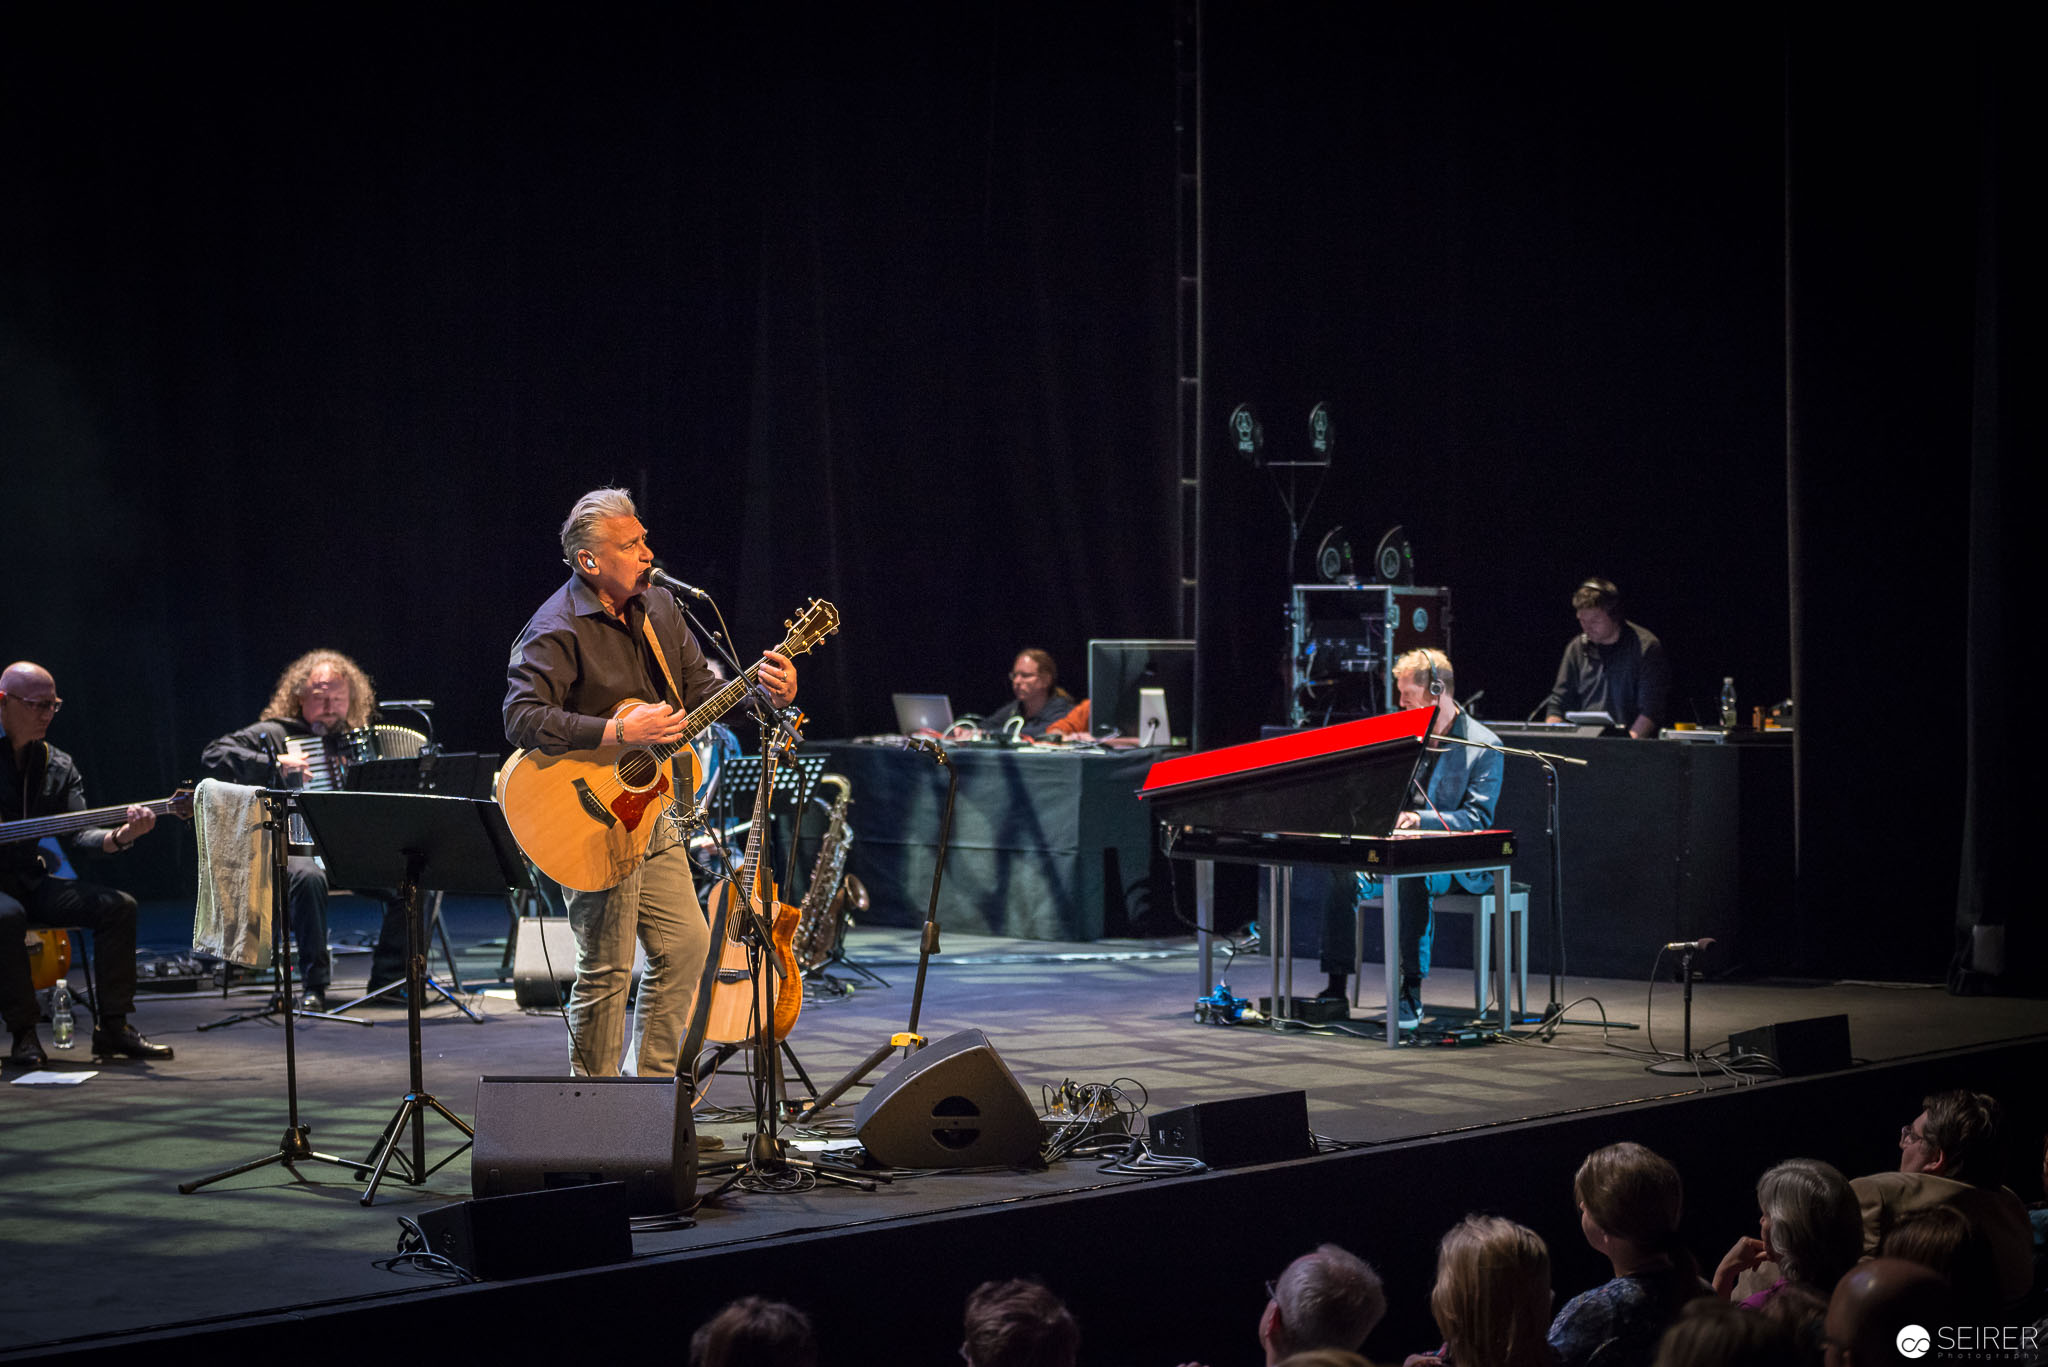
[295,791,530,1204]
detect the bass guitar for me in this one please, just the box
[703,719,804,1045]
[2,787,194,993]
[0,787,195,852]
[496,598,839,892]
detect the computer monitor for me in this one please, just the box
[1086,639,1194,743]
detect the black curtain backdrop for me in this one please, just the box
[3,7,2030,986]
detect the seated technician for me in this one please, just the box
[982,648,1076,741]
[1541,578,1669,738]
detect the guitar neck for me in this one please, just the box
[736,746,780,903]
[647,660,764,768]
[0,795,178,846]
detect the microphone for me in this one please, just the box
[650,568,709,600]
[1664,937,1716,954]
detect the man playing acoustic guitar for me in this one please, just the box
[2,661,175,1068]
[504,488,798,1078]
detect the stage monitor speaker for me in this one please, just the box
[473,1075,696,1214]
[512,918,644,1008]
[1146,1090,1314,1169]
[1728,1014,1852,1077]
[416,1180,632,1281]
[853,1028,1042,1168]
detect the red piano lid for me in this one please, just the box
[1139,706,1433,797]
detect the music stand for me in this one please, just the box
[180,788,365,1194]
[294,791,530,1205]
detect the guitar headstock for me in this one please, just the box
[778,599,840,658]
[169,785,196,823]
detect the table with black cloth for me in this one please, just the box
[806,742,1176,942]
[1273,732,1793,981]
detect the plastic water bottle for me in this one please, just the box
[50,979,75,1049]
[1719,677,1738,730]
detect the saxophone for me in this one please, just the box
[793,773,854,972]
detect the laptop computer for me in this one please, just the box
[891,693,954,735]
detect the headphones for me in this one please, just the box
[1577,577,1621,613]
[1425,651,1443,699]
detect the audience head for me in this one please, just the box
[1575,1142,1685,1262]
[1822,1259,1953,1367]
[1900,1090,2003,1184]
[1654,1298,1803,1367]
[1262,1243,1386,1363]
[962,1278,1079,1367]
[1428,1216,1553,1367]
[1880,1203,2001,1316]
[687,1296,817,1367]
[1755,1159,1863,1294]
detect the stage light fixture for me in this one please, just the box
[1308,402,1333,460]
[1227,404,1264,467]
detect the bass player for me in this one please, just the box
[503,487,798,1078]
[2,660,174,1067]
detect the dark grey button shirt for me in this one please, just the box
[504,577,722,755]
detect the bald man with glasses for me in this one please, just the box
[1,661,174,1068]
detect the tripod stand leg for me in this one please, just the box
[360,1095,422,1204]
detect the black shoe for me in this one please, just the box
[1316,974,1350,1001]
[92,1023,175,1061]
[8,1029,48,1069]
[299,991,328,1012]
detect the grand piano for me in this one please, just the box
[1138,707,1515,1043]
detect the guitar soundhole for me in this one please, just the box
[616,749,661,788]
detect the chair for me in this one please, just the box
[1353,879,1530,1017]
[1431,881,1530,1017]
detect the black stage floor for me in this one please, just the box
[5,903,2046,1362]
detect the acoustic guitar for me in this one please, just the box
[496,598,839,892]
[703,720,804,1045]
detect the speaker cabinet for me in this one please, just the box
[416,1181,632,1281]
[853,1028,1042,1168]
[1727,1014,1852,1077]
[473,1075,696,1214]
[1147,1090,1314,1169]
[512,918,644,1009]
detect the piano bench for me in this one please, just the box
[1356,881,1530,1017]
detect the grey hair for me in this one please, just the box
[1273,1243,1387,1356]
[1755,1158,1862,1290]
[560,487,638,564]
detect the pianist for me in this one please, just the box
[201,649,405,1011]
[1320,649,1503,1029]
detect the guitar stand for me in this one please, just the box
[695,911,879,1196]
[690,717,880,1197]
[181,791,364,1193]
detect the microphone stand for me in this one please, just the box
[1426,731,1630,1036]
[794,736,958,1124]
[1646,942,1707,1076]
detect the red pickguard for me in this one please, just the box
[609,771,672,830]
